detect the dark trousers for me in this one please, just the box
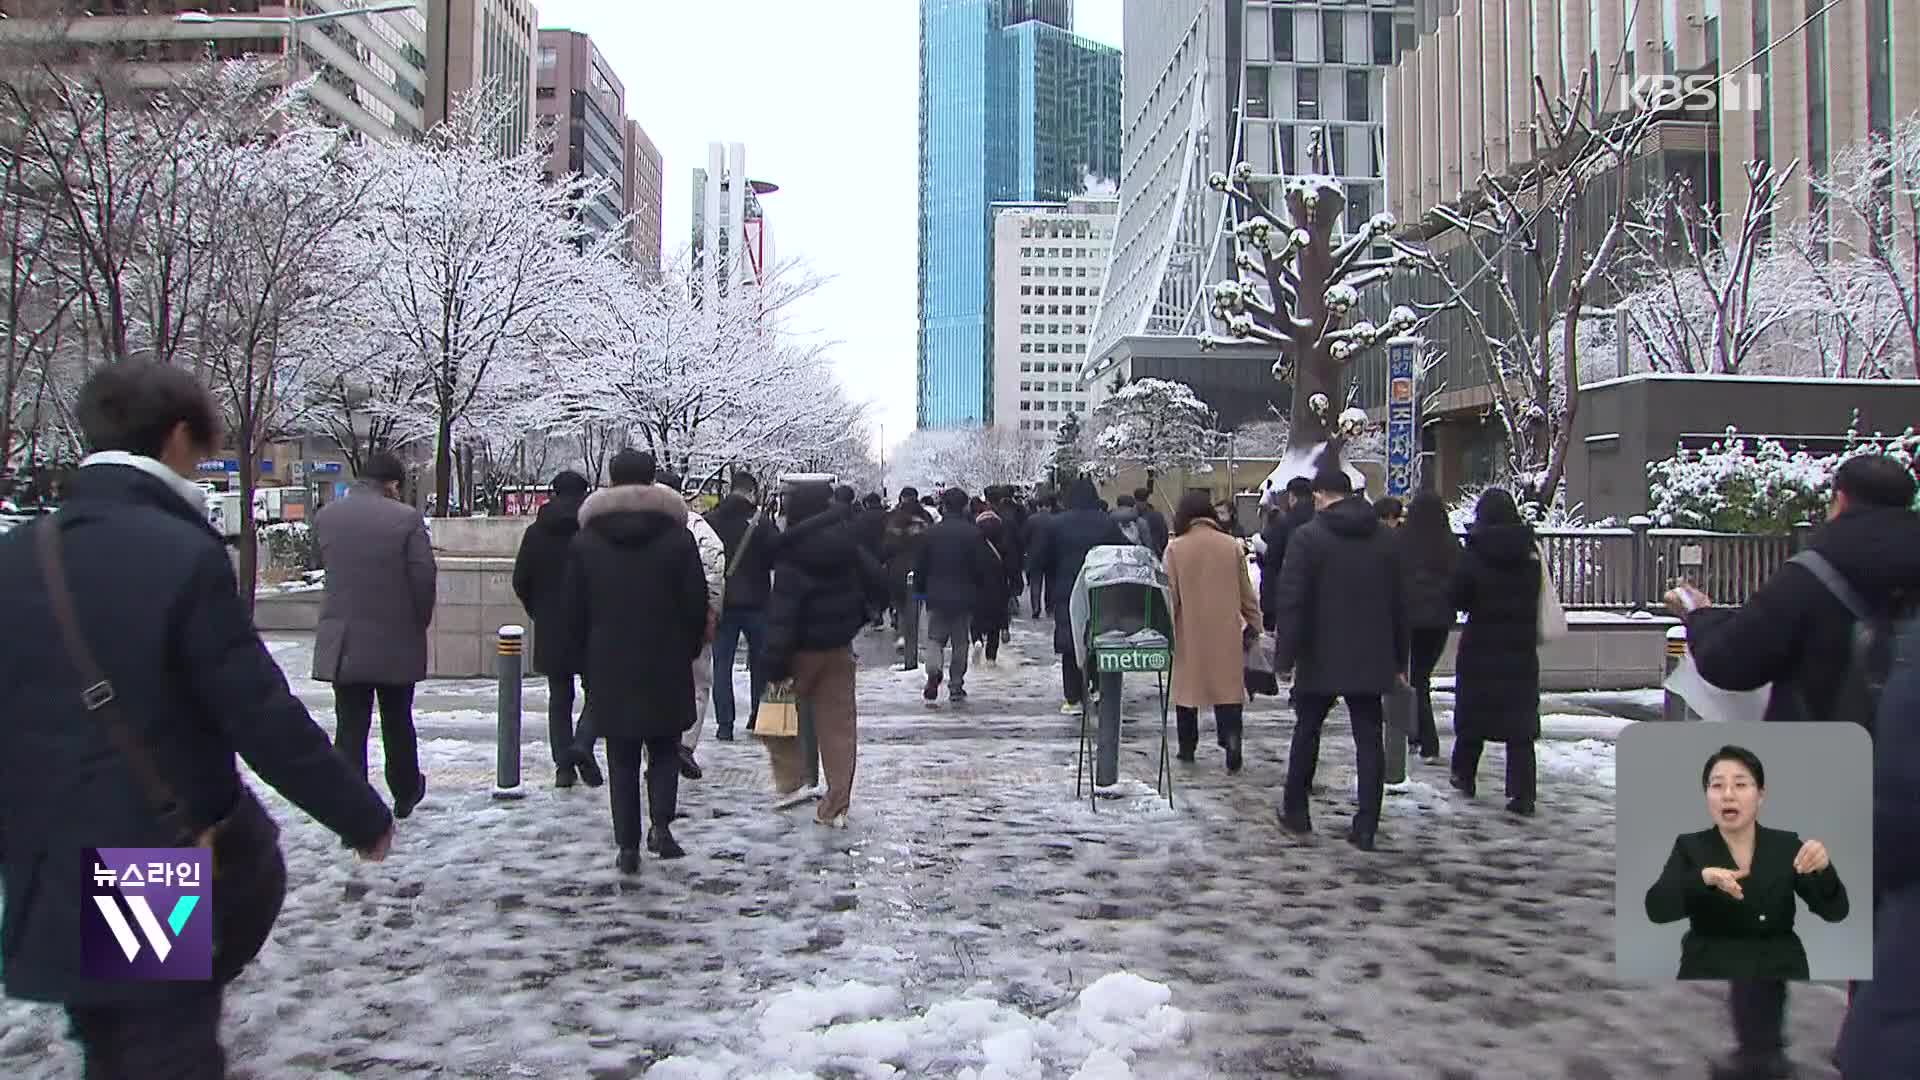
[332,683,421,803]
[713,607,767,733]
[1283,692,1386,834]
[1029,575,1047,617]
[1176,704,1244,751]
[605,734,680,850]
[67,987,224,1080]
[1451,735,1538,805]
[1061,649,1086,705]
[1408,628,1450,758]
[546,673,596,765]
[1729,979,1789,1056]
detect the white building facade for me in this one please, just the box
[691,141,777,297]
[991,196,1119,445]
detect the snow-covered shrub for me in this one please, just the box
[259,521,317,571]
[1447,484,1600,532]
[1647,422,1919,533]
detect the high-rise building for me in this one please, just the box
[0,0,433,143]
[426,0,537,154]
[691,142,777,295]
[990,197,1118,446]
[535,30,627,244]
[1085,1,1415,416]
[626,118,664,273]
[917,0,1121,429]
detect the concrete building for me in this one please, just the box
[990,197,1118,446]
[691,142,777,296]
[425,0,537,154]
[918,0,1122,428]
[0,0,434,143]
[535,29,626,244]
[626,118,664,273]
[1084,1,1415,421]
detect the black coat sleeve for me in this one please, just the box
[1683,569,1817,693]
[1025,519,1053,583]
[675,538,710,658]
[563,540,591,685]
[175,546,391,850]
[762,566,802,685]
[1387,542,1411,672]
[1448,551,1477,615]
[1270,529,1314,673]
[511,532,537,610]
[1794,855,1850,922]
[1645,836,1713,924]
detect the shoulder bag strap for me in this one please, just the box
[1790,551,1871,621]
[724,505,768,581]
[35,515,188,828]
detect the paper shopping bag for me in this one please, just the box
[754,680,801,737]
[1664,652,1771,724]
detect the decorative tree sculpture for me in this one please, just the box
[1203,129,1416,475]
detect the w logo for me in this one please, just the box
[91,894,201,963]
[81,848,212,981]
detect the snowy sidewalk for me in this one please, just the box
[0,624,1845,1079]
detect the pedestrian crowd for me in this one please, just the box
[0,362,1915,1080]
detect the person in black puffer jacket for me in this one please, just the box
[704,475,781,739]
[1025,475,1127,709]
[1256,477,1315,632]
[1397,492,1462,763]
[763,482,884,826]
[975,508,1023,664]
[512,471,604,788]
[1447,487,1542,816]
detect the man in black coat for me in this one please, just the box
[565,450,708,874]
[1257,477,1315,632]
[851,493,890,627]
[1134,487,1170,556]
[1667,454,1920,1080]
[1025,476,1127,710]
[1023,494,1057,618]
[0,363,393,1073]
[705,474,781,739]
[1271,469,1409,852]
[913,487,999,705]
[882,488,934,669]
[512,470,603,788]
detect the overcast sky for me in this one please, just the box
[528,0,1124,455]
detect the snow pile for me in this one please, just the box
[1537,737,1617,788]
[647,972,1187,1079]
[1258,443,1364,507]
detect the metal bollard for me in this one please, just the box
[1662,625,1699,722]
[494,625,527,799]
[1095,670,1123,787]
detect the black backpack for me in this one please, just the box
[1790,551,1917,732]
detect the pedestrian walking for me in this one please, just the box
[312,449,437,819]
[882,488,934,670]
[1024,493,1057,618]
[763,482,883,826]
[1447,487,1542,817]
[1255,477,1314,633]
[1272,469,1409,852]
[973,507,1023,665]
[1134,487,1170,556]
[706,473,780,740]
[1025,475,1128,713]
[1111,494,1151,549]
[1666,454,1920,1080]
[852,492,889,628]
[565,451,709,874]
[660,469,725,781]
[914,487,999,705]
[0,363,392,1076]
[1165,491,1263,771]
[1374,497,1405,528]
[1398,492,1461,764]
[512,470,604,789]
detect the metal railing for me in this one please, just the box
[1513,521,1810,612]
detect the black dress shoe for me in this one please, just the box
[1346,827,1377,852]
[716,726,735,742]
[1449,772,1476,798]
[616,848,640,875]
[678,746,702,780]
[646,826,687,860]
[1175,746,1197,763]
[554,765,577,789]
[394,777,426,819]
[1506,799,1536,816]
[1225,733,1244,773]
[1276,810,1313,836]
[572,752,604,788]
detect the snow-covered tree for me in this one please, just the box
[1815,111,1920,378]
[1091,378,1214,489]
[890,425,1052,495]
[1050,409,1089,483]
[1202,129,1417,469]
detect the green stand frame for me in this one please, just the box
[1072,584,1175,810]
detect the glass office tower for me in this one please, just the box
[918,0,1121,427]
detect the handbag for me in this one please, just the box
[36,516,288,985]
[754,679,802,737]
[1535,541,1569,644]
[1244,630,1279,697]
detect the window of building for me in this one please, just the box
[1346,183,1373,235]
[1047,344,1060,353]
[1373,11,1395,65]
[1322,11,1344,63]
[536,86,556,99]
[1346,70,1370,121]
[1247,65,1270,118]
[1020,344,1032,353]
[1021,267,1031,277]
[1273,6,1294,60]
[539,47,557,68]
[1297,69,1319,120]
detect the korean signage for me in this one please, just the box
[81,847,211,980]
[1386,337,1421,498]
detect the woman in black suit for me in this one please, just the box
[1645,744,1849,981]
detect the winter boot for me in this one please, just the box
[616,848,640,876]
[646,823,687,860]
[1225,732,1244,774]
[923,670,943,704]
[394,776,426,820]
[1345,824,1378,852]
[1449,771,1477,799]
[678,745,702,781]
[555,764,577,789]
[573,751,604,788]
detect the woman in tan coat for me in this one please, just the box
[1165,491,1264,771]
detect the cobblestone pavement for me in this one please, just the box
[0,622,1846,1078]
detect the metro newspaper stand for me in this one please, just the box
[1069,545,1176,809]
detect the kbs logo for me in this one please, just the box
[1621,72,1764,114]
[81,848,211,980]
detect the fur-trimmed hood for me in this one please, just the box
[578,483,689,548]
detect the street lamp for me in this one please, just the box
[174,3,418,84]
